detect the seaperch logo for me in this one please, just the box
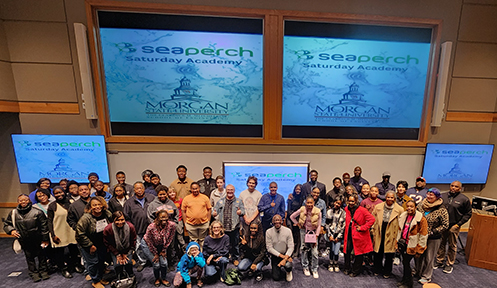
[230,172,303,178]
[17,141,101,148]
[294,50,420,65]
[433,149,489,155]
[115,42,254,57]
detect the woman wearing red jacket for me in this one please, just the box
[343,193,375,277]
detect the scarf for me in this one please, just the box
[112,222,130,251]
[18,202,32,215]
[421,198,443,211]
[383,203,394,222]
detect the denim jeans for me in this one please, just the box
[110,251,134,276]
[300,229,318,272]
[237,258,263,272]
[328,240,342,262]
[80,245,107,283]
[205,256,229,279]
[135,235,147,265]
[141,239,168,280]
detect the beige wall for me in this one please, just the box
[1,0,497,223]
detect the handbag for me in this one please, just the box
[110,271,136,288]
[11,209,22,254]
[304,230,317,244]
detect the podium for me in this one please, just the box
[465,213,497,271]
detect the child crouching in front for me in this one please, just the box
[174,242,206,288]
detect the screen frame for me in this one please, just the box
[85,0,442,147]
[223,161,310,197]
[11,134,110,184]
[421,143,495,184]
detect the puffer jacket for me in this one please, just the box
[3,203,49,245]
[76,210,113,248]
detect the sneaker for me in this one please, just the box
[40,272,50,280]
[328,265,334,272]
[92,282,105,288]
[443,265,453,274]
[31,273,42,283]
[286,271,293,282]
[312,271,319,279]
[393,257,400,265]
[383,274,391,279]
[137,264,145,272]
[433,262,444,270]
[256,274,263,282]
[86,274,92,281]
[418,278,431,284]
[334,265,340,273]
[303,268,311,276]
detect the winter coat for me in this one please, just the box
[397,211,428,256]
[343,205,375,255]
[416,199,449,240]
[3,204,49,246]
[177,242,206,284]
[103,221,137,256]
[372,202,404,253]
[76,210,113,248]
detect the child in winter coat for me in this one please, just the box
[174,242,206,288]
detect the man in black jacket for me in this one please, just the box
[123,181,155,272]
[301,170,327,200]
[67,184,91,230]
[435,181,472,274]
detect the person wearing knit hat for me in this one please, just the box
[175,241,206,288]
[414,187,449,284]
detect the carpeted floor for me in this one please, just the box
[1,233,496,288]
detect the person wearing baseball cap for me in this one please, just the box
[374,171,396,201]
[406,176,428,205]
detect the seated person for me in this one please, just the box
[202,221,229,282]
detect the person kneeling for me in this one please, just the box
[237,222,268,281]
[266,215,294,281]
[203,221,230,282]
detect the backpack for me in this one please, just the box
[224,268,241,285]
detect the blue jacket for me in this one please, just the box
[213,196,245,231]
[258,193,285,226]
[177,242,206,284]
[91,191,112,202]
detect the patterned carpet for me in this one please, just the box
[1,233,496,288]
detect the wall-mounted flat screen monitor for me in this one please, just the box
[11,134,109,183]
[97,11,264,137]
[223,162,309,199]
[282,21,433,139]
[422,143,494,184]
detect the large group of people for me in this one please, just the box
[3,165,473,288]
